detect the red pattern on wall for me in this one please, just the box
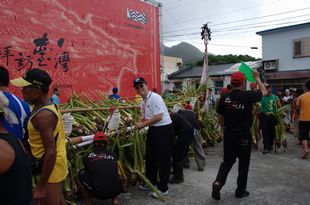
[0,0,160,102]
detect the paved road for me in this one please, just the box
[94,134,310,205]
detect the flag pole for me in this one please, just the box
[200,23,211,112]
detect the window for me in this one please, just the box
[213,80,223,94]
[294,41,301,56]
[174,82,182,91]
[293,37,310,58]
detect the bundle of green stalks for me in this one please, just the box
[251,104,288,152]
[274,105,289,151]
[251,104,261,150]
[56,84,221,203]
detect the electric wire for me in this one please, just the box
[162,6,310,35]
[162,19,310,38]
[164,0,280,26]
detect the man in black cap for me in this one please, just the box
[78,132,122,205]
[260,84,281,154]
[11,68,68,205]
[133,77,174,198]
[212,70,267,200]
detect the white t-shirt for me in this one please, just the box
[140,91,172,127]
[283,95,291,103]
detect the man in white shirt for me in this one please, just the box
[133,77,174,198]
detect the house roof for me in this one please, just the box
[256,22,310,36]
[168,65,201,79]
[168,61,261,80]
[223,61,262,74]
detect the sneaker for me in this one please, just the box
[211,181,221,200]
[139,184,153,191]
[262,149,269,154]
[197,167,204,172]
[235,190,250,198]
[169,177,184,184]
[183,164,190,169]
[151,189,168,198]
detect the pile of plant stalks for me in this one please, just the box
[56,84,222,203]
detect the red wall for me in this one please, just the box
[0,0,160,102]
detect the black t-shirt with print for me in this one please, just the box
[171,112,193,136]
[83,148,122,196]
[217,89,262,131]
[178,110,200,130]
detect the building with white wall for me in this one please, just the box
[160,55,182,92]
[256,22,310,91]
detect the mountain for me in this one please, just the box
[161,42,204,65]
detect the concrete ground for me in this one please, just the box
[94,134,310,205]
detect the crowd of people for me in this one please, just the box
[218,79,309,156]
[211,72,310,200]
[258,85,309,157]
[0,66,126,205]
[1,65,310,204]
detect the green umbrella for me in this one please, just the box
[239,62,256,82]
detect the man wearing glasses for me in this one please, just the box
[133,77,174,198]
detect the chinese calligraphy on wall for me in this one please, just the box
[1,33,70,72]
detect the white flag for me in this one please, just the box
[200,55,208,84]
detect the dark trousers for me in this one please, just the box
[145,124,174,192]
[299,121,310,141]
[260,113,277,150]
[172,129,194,179]
[78,170,121,200]
[215,129,252,194]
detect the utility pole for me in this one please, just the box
[200,23,211,112]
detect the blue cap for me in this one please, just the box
[112,87,118,92]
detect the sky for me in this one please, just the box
[158,0,310,58]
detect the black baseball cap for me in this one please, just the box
[133,77,146,87]
[11,68,52,87]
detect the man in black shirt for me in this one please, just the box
[170,111,194,184]
[78,132,122,205]
[212,70,267,200]
[178,109,206,171]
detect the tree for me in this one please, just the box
[195,54,260,66]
